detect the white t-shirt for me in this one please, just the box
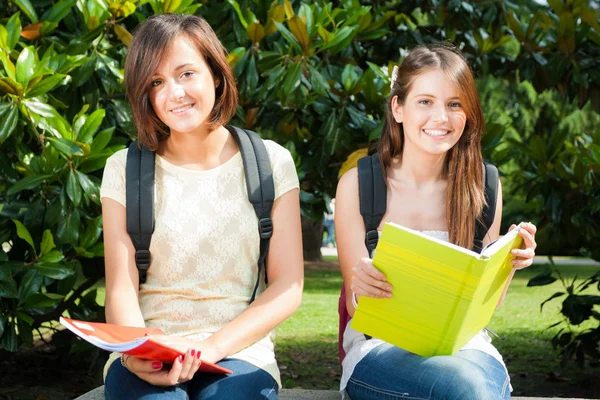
[100,139,299,387]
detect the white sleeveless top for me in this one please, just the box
[340,230,508,397]
[100,140,299,387]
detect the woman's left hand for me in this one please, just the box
[149,335,227,365]
[509,222,537,269]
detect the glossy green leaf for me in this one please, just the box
[0,77,23,96]
[40,229,56,256]
[0,278,18,299]
[12,219,35,253]
[0,104,18,144]
[6,12,22,50]
[282,62,302,98]
[76,170,99,203]
[34,262,75,280]
[21,292,64,310]
[16,47,36,86]
[18,269,43,304]
[320,26,357,53]
[79,215,102,249]
[43,0,76,23]
[77,109,105,143]
[56,208,80,244]
[274,21,302,51]
[47,137,84,156]
[7,174,52,195]
[227,0,248,29]
[25,74,66,98]
[66,169,82,206]
[13,0,39,23]
[39,249,65,263]
[0,322,17,351]
[90,127,114,152]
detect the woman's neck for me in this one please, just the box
[157,125,238,169]
[388,149,447,186]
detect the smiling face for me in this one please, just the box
[391,68,467,157]
[149,35,218,137]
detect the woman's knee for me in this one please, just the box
[434,359,507,400]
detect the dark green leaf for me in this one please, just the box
[77,109,105,143]
[274,21,302,51]
[66,169,82,206]
[18,269,43,304]
[25,74,66,98]
[0,321,17,351]
[56,208,80,244]
[6,12,22,50]
[0,104,18,144]
[43,0,76,23]
[13,0,39,23]
[527,275,557,287]
[320,26,357,53]
[90,127,114,152]
[80,215,102,249]
[282,62,302,98]
[541,292,566,311]
[76,171,99,202]
[7,174,52,195]
[47,137,84,156]
[21,292,64,310]
[0,276,18,298]
[34,262,75,280]
[16,317,33,347]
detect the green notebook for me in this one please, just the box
[351,222,523,357]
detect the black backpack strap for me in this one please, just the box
[358,154,387,255]
[126,141,156,284]
[473,162,499,252]
[226,125,275,303]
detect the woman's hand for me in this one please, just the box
[148,335,227,365]
[122,348,202,386]
[510,222,537,269]
[351,257,393,300]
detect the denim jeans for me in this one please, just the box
[346,345,510,400]
[105,358,278,400]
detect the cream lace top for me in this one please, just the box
[100,139,299,387]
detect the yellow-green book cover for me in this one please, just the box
[351,222,523,357]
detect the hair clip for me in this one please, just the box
[390,65,399,89]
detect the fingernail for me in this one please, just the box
[178,355,183,363]
[196,350,201,359]
[152,361,162,370]
[191,349,195,356]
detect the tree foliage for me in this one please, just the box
[0,0,598,363]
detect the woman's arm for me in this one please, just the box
[335,168,390,318]
[102,198,145,327]
[195,188,304,362]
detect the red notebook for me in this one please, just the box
[59,317,231,374]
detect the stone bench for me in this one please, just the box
[75,386,590,399]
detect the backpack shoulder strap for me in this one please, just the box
[226,125,275,302]
[357,154,387,254]
[473,161,499,252]
[125,141,156,284]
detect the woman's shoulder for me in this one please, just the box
[262,139,291,159]
[105,148,129,167]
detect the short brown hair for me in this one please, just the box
[125,14,238,150]
[377,43,486,249]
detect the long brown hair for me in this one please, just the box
[377,43,486,249]
[125,14,238,150]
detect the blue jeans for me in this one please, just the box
[105,358,278,400]
[346,345,510,400]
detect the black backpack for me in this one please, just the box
[338,153,499,364]
[125,125,274,302]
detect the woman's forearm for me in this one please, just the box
[206,278,303,357]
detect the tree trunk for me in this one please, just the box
[301,215,323,261]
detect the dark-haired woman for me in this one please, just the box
[100,14,303,399]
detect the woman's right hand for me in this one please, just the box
[351,257,393,300]
[122,348,202,386]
